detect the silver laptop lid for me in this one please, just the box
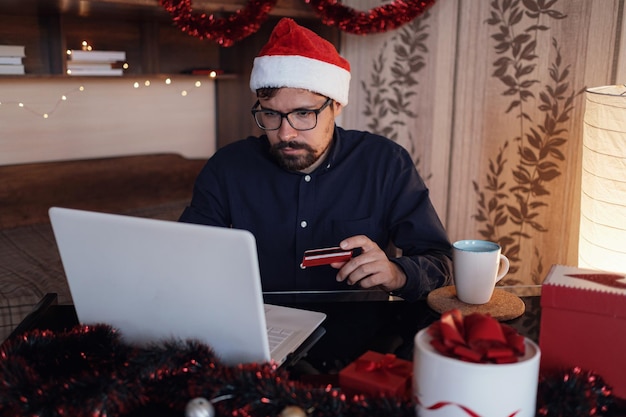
[49,207,271,365]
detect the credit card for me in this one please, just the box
[301,246,353,268]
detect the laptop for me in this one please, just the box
[48,206,326,366]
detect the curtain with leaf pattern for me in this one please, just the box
[341,0,625,287]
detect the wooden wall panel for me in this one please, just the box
[0,76,216,165]
[341,0,458,221]
[341,0,625,286]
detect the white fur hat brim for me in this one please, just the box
[250,55,351,106]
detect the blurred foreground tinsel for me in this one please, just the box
[0,324,623,417]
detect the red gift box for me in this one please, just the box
[539,264,626,399]
[339,351,413,398]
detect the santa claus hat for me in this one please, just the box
[250,18,351,106]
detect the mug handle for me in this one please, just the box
[496,254,510,283]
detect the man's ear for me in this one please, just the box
[333,101,343,117]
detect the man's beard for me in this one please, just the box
[270,141,320,171]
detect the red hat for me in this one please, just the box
[250,18,351,106]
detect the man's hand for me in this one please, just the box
[331,235,406,293]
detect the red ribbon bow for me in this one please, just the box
[566,273,626,289]
[355,353,410,376]
[427,309,526,364]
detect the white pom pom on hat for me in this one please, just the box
[249,18,351,106]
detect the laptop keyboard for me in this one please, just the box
[266,326,294,353]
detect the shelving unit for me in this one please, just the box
[0,0,339,149]
[0,7,221,75]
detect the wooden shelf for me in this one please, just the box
[0,1,337,149]
[0,12,222,75]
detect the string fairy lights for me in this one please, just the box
[2,37,221,119]
[0,77,213,120]
[0,86,85,119]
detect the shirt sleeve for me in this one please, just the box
[178,159,231,227]
[390,253,452,301]
[384,147,453,301]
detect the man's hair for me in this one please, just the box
[256,87,279,99]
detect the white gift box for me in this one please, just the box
[413,328,540,417]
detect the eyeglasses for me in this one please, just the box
[251,98,332,131]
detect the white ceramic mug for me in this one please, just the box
[452,239,509,304]
[413,329,540,417]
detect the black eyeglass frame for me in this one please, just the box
[250,97,333,131]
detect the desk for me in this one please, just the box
[4,292,626,417]
[6,290,541,371]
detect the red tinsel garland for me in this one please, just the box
[159,0,278,47]
[305,0,438,35]
[159,0,438,46]
[0,324,623,416]
[0,325,415,416]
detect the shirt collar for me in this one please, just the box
[314,124,343,174]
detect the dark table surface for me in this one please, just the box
[6,290,542,367]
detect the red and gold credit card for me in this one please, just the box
[301,246,353,268]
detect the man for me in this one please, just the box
[180,18,452,368]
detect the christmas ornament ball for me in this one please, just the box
[185,397,215,417]
[279,405,307,417]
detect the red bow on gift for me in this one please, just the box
[355,353,410,376]
[428,309,526,364]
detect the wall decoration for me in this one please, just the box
[306,0,437,35]
[473,0,584,284]
[0,86,84,119]
[342,0,623,286]
[159,0,278,47]
[358,12,432,179]
[159,0,438,45]
[0,77,217,165]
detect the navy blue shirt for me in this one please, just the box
[179,126,452,301]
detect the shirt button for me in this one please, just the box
[300,221,308,228]
[304,175,311,182]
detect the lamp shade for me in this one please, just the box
[579,85,626,273]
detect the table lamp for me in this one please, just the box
[578,84,626,273]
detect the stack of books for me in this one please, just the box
[0,44,26,75]
[66,49,126,76]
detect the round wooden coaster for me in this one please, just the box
[426,286,525,321]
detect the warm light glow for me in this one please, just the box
[123,63,129,70]
[0,79,213,119]
[0,85,84,118]
[209,70,217,78]
[579,85,626,274]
